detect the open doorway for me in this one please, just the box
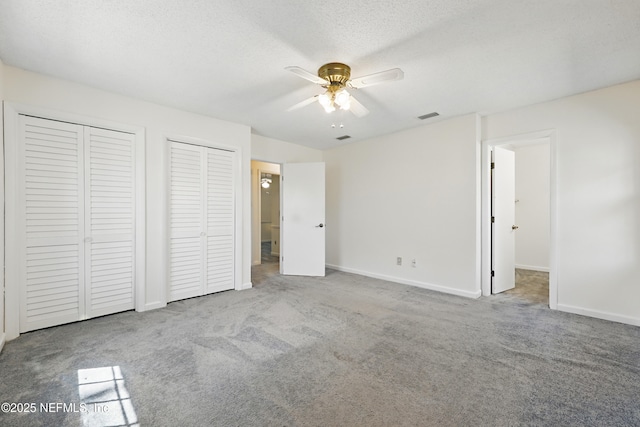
[260,171,280,265]
[251,160,281,285]
[500,142,551,305]
[481,130,558,309]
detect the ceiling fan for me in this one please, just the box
[285,62,404,118]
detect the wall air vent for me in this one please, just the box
[336,135,351,140]
[418,112,440,120]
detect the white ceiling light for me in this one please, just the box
[261,173,272,188]
[334,89,351,110]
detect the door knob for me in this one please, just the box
[512,225,519,230]
[316,223,324,228]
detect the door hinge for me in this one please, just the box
[491,162,495,169]
[491,270,495,277]
[491,216,495,223]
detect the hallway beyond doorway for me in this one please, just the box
[501,269,549,307]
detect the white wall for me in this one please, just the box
[2,65,252,330]
[0,58,5,350]
[514,143,550,271]
[324,114,481,298]
[250,136,322,266]
[251,134,323,164]
[484,79,640,325]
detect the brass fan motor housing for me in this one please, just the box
[318,62,351,88]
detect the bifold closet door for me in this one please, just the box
[84,127,136,318]
[18,115,136,333]
[20,116,85,332]
[169,142,204,301]
[169,142,235,302]
[205,149,235,294]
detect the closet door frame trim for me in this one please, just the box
[164,135,243,304]
[3,103,146,341]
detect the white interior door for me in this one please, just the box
[19,116,85,332]
[17,116,138,332]
[169,142,204,301]
[169,142,235,301]
[281,162,325,276]
[492,146,516,294]
[84,127,136,318]
[205,149,235,293]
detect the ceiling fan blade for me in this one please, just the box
[348,95,370,118]
[349,68,404,89]
[286,95,319,112]
[285,66,327,85]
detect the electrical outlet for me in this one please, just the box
[397,257,402,266]
[412,259,417,268]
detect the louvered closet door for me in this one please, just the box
[205,149,235,293]
[19,116,85,332]
[169,142,235,302]
[169,142,205,301]
[85,127,136,318]
[18,116,138,333]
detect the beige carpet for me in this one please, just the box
[502,268,549,306]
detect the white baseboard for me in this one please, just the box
[141,302,166,311]
[0,333,5,354]
[326,264,481,299]
[515,264,549,272]
[237,282,253,290]
[252,260,261,266]
[557,303,640,327]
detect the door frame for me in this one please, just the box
[3,102,146,341]
[481,129,557,308]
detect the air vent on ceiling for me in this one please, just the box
[418,112,440,120]
[336,135,351,141]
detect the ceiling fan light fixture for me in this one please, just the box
[323,104,336,113]
[318,92,331,107]
[334,89,350,107]
[286,61,402,119]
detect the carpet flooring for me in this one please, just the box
[0,267,638,426]
[503,269,549,307]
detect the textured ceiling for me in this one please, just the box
[1,0,639,150]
